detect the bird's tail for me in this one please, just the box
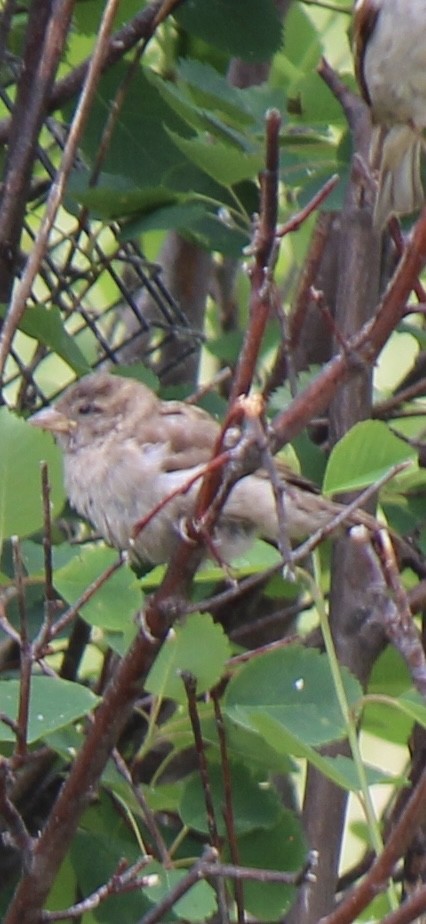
[372,124,424,229]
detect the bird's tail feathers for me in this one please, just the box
[373,125,423,228]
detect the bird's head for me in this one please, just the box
[29,371,159,450]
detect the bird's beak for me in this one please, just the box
[28,407,76,434]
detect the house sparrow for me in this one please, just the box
[353,0,426,228]
[29,372,375,566]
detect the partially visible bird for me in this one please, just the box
[353,0,426,228]
[29,372,376,566]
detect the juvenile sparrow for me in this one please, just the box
[353,0,426,228]
[29,372,375,566]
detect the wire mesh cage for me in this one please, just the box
[0,55,203,413]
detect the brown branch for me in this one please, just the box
[319,767,426,924]
[371,530,426,697]
[318,57,371,160]
[270,203,426,450]
[230,107,281,402]
[0,0,187,146]
[379,886,426,924]
[192,111,283,532]
[389,218,426,303]
[0,0,75,306]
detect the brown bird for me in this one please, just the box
[353,0,426,228]
[29,371,376,566]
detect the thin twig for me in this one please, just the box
[201,853,317,885]
[0,602,21,644]
[231,107,281,401]
[276,174,339,238]
[40,462,56,630]
[111,748,171,867]
[181,672,229,923]
[131,450,233,542]
[42,554,125,644]
[0,759,33,870]
[11,537,31,762]
[388,218,426,303]
[290,461,412,564]
[212,689,245,923]
[138,846,218,924]
[41,857,155,921]
[371,529,426,697]
[374,377,426,417]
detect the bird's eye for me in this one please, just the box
[77,402,101,416]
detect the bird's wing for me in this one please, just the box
[267,458,321,495]
[132,401,221,471]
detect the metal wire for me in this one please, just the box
[0,56,202,409]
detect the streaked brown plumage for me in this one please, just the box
[30,372,375,566]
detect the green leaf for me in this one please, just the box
[146,68,209,136]
[317,755,406,789]
[295,159,347,212]
[393,690,426,728]
[53,546,140,632]
[280,1,321,72]
[71,826,152,921]
[203,715,295,774]
[180,761,283,836]
[368,646,411,696]
[45,855,76,916]
[399,321,426,350]
[175,0,283,61]
[145,862,217,922]
[289,71,347,126]
[113,363,160,392]
[240,711,399,792]
[236,814,306,921]
[74,0,143,34]
[242,710,350,785]
[206,330,245,362]
[225,646,362,748]
[146,612,230,704]
[0,411,65,542]
[177,59,258,127]
[120,201,207,239]
[17,306,90,375]
[193,539,284,584]
[323,421,417,495]
[0,676,99,744]
[68,64,234,205]
[166,129,263,186]
[362,697,416,747]
[68,175,181,220]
